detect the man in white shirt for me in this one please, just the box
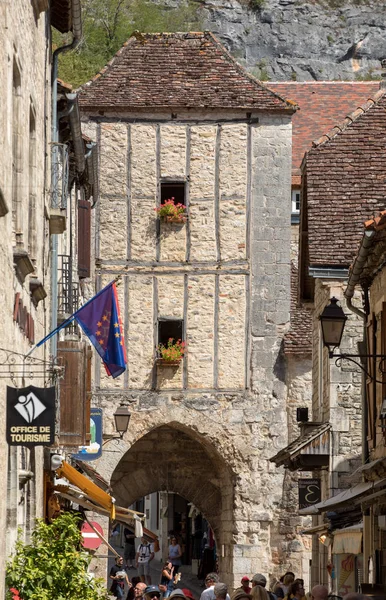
[200,574,230,600]
[136,537,155,585]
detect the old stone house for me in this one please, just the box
[285,86,386,593]
[0,0,100,593]
[340,210,386,593]
[77,31,309,585]
[0,0,54,591]
[266,82,381,585]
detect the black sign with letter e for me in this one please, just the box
[6,385,55,447]
[298,478,321,509]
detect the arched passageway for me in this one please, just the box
[108,422,236,581]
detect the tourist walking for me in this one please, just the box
[136,537,155,585]
[275,574,295,599]
[239,577,251,594]
[251,585,270,600]
[110,556,131,599]
[310,586,328,600]
[251,573,276,600]
[283,581,305,600]
[127,580,147,600]
[200,573,231,600]
[168,536,183,575]
[160,561,175,598]
[124,528,136,569]
[214,583,228,600]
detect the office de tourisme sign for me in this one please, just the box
[6,385,55,447]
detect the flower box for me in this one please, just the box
[155,198,186,223]
[156,358,182,367]
[157,338,185,364]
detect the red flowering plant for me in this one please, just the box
[158,338,186,363]
[155,197,186,223]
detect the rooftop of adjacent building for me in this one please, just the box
[268,81,381,182]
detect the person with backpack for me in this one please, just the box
[135,537,155,585]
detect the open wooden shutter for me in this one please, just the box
[78,199,91,278]
[366,314,376,446]
[58,340,88,447]
[381,303,386,442]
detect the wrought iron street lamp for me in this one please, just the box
[319,297,347,356]
[113,404,131,438]
[320,297,386,383]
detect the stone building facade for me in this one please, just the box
[77,31,313,585]
[0,1,56,591]
[0,0,87,595]
[291,87,386,593]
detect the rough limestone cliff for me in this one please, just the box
[174,0,386,81]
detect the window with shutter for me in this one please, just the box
[366,314,376,446]
[78,199,91,278]
[57,340,88,447]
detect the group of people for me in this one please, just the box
[110,536,183,599]
[232,572,369,600]
[110,544,370,600]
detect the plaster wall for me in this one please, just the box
[81,109,308,585]
[0,1,51,594]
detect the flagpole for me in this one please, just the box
[25,277,122,359]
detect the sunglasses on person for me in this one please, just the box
[149,594,160,599]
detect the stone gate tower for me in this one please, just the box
[79,32,301,585]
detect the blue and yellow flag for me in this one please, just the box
[74,282,127,378]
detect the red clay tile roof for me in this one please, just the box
[284,263,312,355]
[303,88,386,268]
[364,209,386,232]
[268,82,380,179]
[78,32,294,112]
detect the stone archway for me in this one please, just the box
[103,420,236,582]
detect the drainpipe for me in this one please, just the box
[50,0,82,360]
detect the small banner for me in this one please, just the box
[298,478,321,510]
[6,385,55,447]
[72,408,103,461]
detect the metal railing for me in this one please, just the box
[58,254,80,336]
[51,143,69,209]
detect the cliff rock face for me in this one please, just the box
[193,0,386,81]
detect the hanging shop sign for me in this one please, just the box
[299,478,321,510]
[72,408,103,461]
[6,385,55,447]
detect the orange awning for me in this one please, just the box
[57,460,116,519]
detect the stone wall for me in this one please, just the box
[0,1,51,594]
[312,280,363,494]
[79,106,312,585]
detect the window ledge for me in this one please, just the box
[30,277,47,306]
[156,358,182,367]
[13,248,34,283]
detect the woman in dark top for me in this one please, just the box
[160,561,175,598]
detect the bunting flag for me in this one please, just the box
[33,281,127,378]
[74,282,127,378]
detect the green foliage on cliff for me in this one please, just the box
[53,0,203,88]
